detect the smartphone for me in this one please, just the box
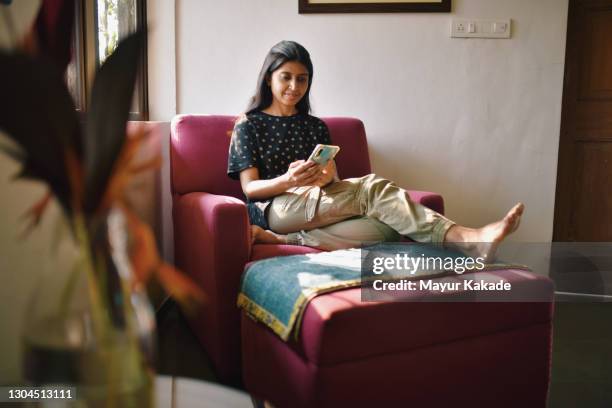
[307,144,340,166]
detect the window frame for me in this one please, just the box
[72,0,148,120]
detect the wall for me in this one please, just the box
[171,0,568,242]
[147,0,176,263]
[147,0,176,123]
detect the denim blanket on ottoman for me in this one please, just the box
[237,243,525,341]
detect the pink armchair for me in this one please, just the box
[170,115,444,382]
[171,115,553,407]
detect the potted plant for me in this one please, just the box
[0,0,203,405]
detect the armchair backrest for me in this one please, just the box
[170,115,371,199]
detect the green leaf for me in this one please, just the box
[0,52,81,214]
[83,30,144,215]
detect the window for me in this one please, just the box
[67,0,148,120]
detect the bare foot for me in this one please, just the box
[473,202,524,261]
[445,203,524,262]
[251,225,288,245]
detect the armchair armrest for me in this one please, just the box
[407,190,445,215]
[172,191,250,381]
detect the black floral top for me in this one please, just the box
[227,111,331,228]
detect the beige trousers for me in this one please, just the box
[267,174,454,251]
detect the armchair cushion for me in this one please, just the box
[251,245,321,262]
[297,272,553,365]
[171,115,245,199]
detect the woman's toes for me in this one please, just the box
[251,226,288,245]
[508,203,524,231]
[511,202,525,217]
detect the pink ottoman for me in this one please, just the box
[242,270,554,407]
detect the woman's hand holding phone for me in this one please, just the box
[284,160,322,187]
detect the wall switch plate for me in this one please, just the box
[451,19,512,39]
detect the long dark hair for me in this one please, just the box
[246,41,314,115]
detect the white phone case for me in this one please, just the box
[308,144,340,165]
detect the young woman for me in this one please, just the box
[227,40,523,259]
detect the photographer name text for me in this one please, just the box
[372,279,511,292]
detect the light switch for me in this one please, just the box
[494,22,508,34]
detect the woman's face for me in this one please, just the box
[267,61,310,111]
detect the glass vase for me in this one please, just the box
[21,207,156,407]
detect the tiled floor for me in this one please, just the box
[157,298,612,407]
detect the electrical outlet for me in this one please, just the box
[451,19,470,37]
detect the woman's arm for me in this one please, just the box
[239,160,323,201]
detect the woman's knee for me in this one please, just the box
[359,173,394,192]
